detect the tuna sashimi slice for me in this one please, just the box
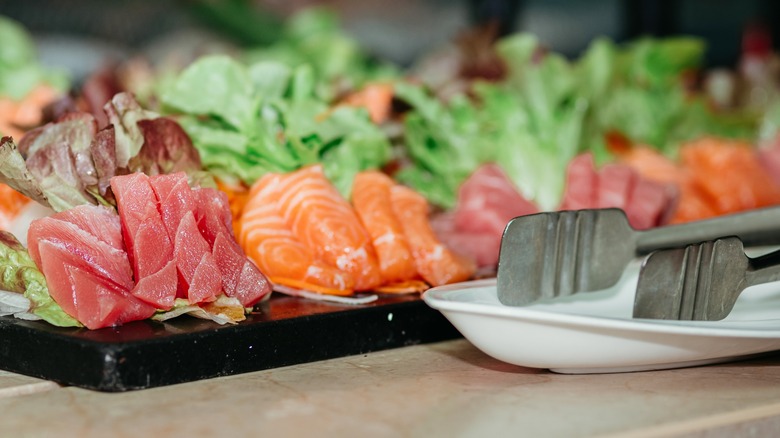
[194,185,271,305]
[29,205,156,329]
[149,172,195,239]
[431,212,501,268]
[51,205,124,250]
[559,153,597,210]
[624,179,671,230]
[67,264,155,330]
[213,232,271,306]
[111,173,177,308]
[596,164,635,210]
[192,187,234,246]
[130,260,177,309]
[454,164,537,235]
[28,207,133,292]
[174,211,221,304]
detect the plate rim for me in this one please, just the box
[422,279,780,339]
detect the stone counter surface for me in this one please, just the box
[2,339,780,437]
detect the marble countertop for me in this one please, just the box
[3,339,780,437]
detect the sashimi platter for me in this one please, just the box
[4,9,780,390]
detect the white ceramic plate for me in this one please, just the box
[423,262,780,373]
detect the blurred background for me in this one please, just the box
[1,0,778,80]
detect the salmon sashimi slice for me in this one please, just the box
[352,171,418,284]
[390,185,475,286]
[617,146,711,224]
[240,173,354,295]
[681,137,780,215]
[274,165,382,291]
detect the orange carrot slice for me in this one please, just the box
[341,83,394,124]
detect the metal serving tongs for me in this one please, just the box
[497,207,780,307]
[633,237,780,321]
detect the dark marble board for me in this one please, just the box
[0,294,460,392]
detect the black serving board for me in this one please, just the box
[0,294,461,392]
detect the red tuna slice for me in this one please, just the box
[130,260,177,310]
[51,205,125,251]
[149,172,195,237]
[28,208,133,293]
[596,164,636,209]
[432,211,501,267]
[435,229,502,268]
[559,153,598,210]
[38,242,154,329]
[453,164,537,235]
[194,187,271,306]
[624,178,673,230]
[28,205,155,329]
[111,173,177,308]
[66,263,155,330]
[213,232,271,306]
[27,205,127,276]
[192,187,234,246]
[174,211,221,304]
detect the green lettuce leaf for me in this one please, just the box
[0,16,68,100]
[161,56,392,196]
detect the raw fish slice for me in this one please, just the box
[390,185,475,286]
[149,172,195,237]
[193,187,272,306]
[174,212,221,304]
[111,173,177,308]
[192,187,234,245]
[111,173,174,274]
[241,175,354,294]
[431,213,501,268]
[596,164,635,210]
[275,166,381,291]
[443,164,537,268]
[130,261,177,309]
[212,232,272,305]
[352,171,417,284]
[624,178,671,230]
[51,204,124,250]
[36,233,154,329]
[559,153,597,210]
[682,138,780,214]
[28,215,133,292]
[36,240,81,318]
[617,147,700,224]
[67,264,155,330]
[453,164,537,235]
[126,206,171,280]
